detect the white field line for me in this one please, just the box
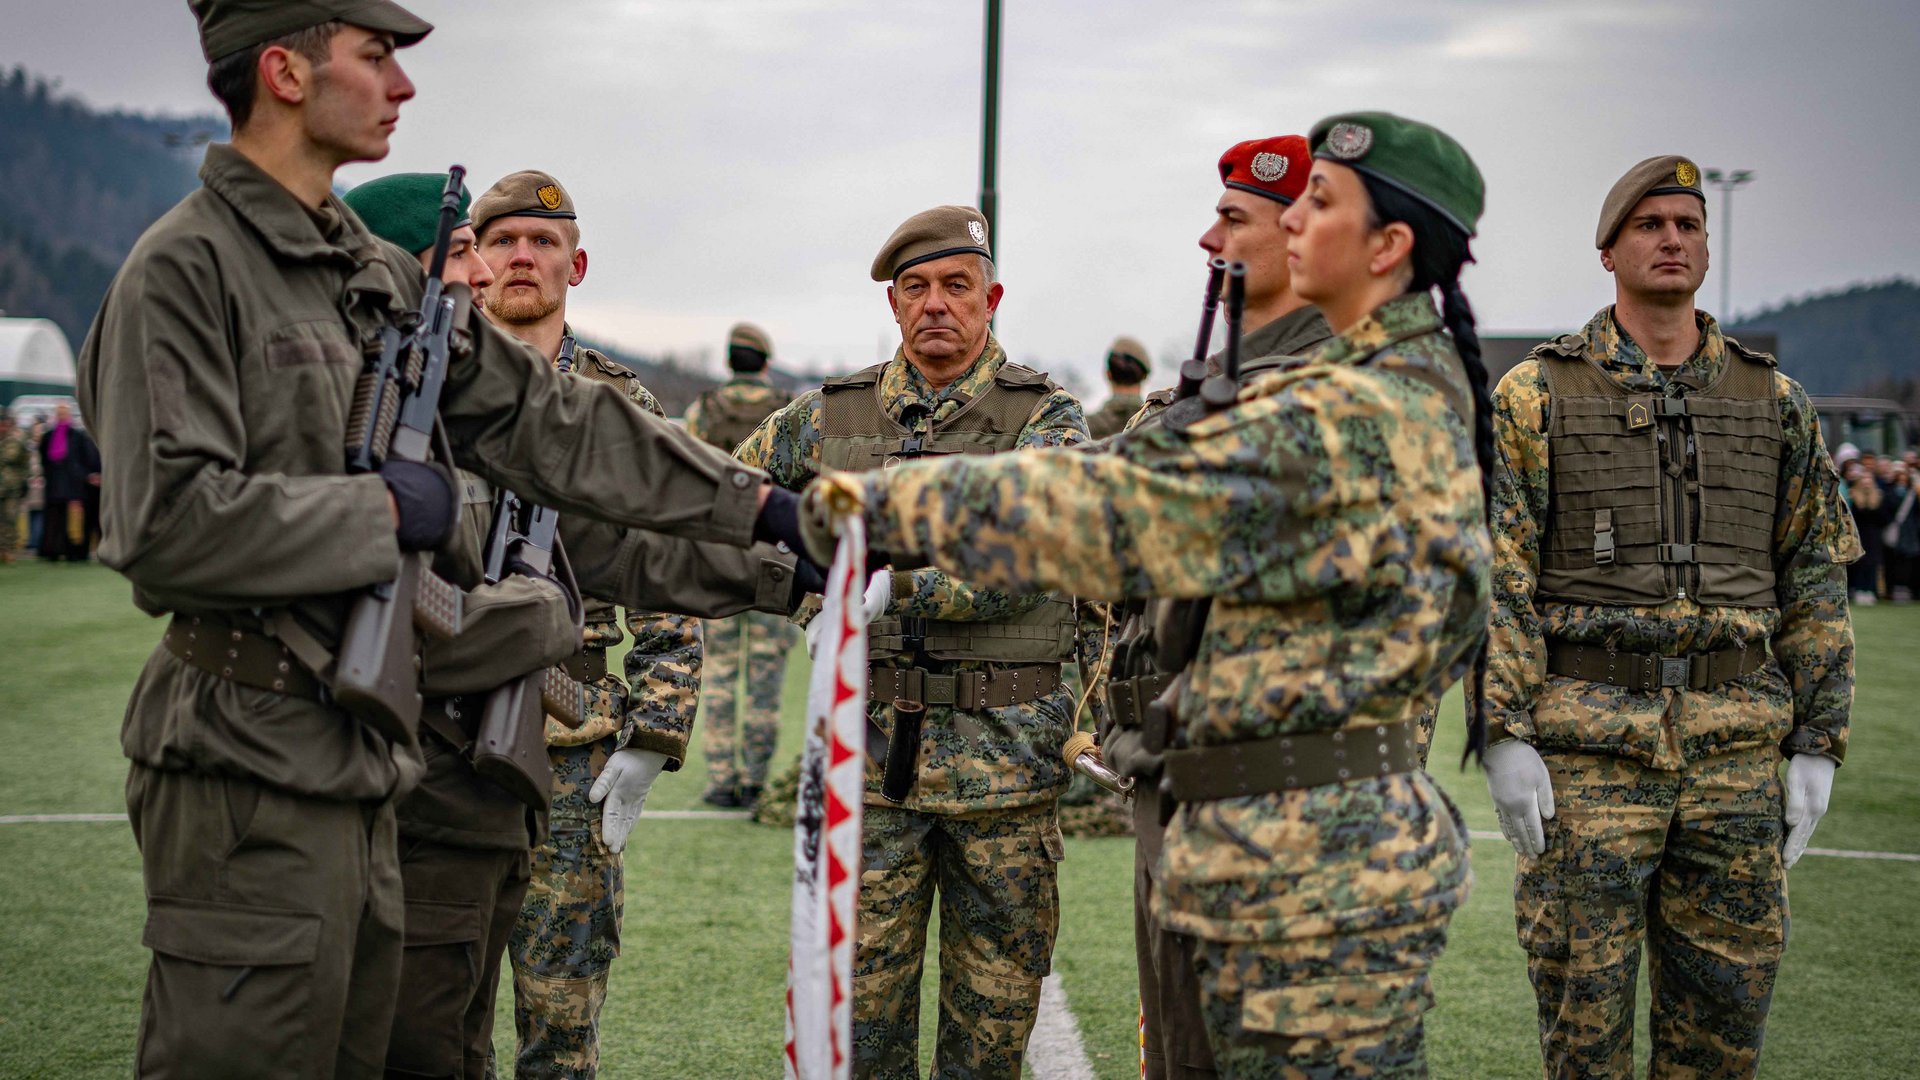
[3,815,1913,865]
[1029,972,1098,1080]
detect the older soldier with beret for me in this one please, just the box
[1481,155,1860,1078]
[469,169,705,1080]
[685,322,799,809]
[1086,336,1152,439]
[739,205,1088,1079]
[774,112,1497,1078]
[81,4,791,1075]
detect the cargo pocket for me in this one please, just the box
[138,896,321,1075]
[388,898,488,1074]
[1238,966,1432,1050]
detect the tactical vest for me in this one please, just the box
[1537,335,1783,608]
[693,382,793,454]
[819,359,1075,664]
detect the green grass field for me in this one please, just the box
[1,560,1916,1077]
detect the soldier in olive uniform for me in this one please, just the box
[1085,337,1151,439]
[1481,156,1860,1079]
[471,170,702,1080]
[684,322,798,807]
[778,114,1498,1078]
[0,409,28,561]
[1083,134,1331,1080]
[81,7,791,1076]
[738,206,1088,1079]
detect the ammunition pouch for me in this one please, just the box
[1161,720,1422,801]
[1545,640,1766,692]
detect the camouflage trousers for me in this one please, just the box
[854,801,1064,1080]
[699,610,794,792]
[508,737,623,1080]
[0,496,19,555]
[1514,745,1786,1080]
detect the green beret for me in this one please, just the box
[728,322,773,356]
[1309,111,1484,237]
[471,170,577,237]
[1106,335,1150,382]
[342,172,470,255]
[871,206,990,282]
[1595,155,1706,249]
[190,0,431,63]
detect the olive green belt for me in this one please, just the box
[163,614,326,702]
[1546,640,1765,692]
[1162,720,1422,800]
[1105,672,1173,736]
[868,664,1061,710]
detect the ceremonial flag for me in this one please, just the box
[784,518,867,1080]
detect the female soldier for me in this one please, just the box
[780,112,1494,1077]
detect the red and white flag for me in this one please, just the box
[784,518,868,1080]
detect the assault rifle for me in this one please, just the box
[331,166,469,743]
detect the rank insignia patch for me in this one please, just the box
[1250,152,1289,182]
[1324,123,1373,160]
[538,185,563,210]
[1626,398,1652,430]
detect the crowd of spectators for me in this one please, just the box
[0,402,102,564]
[1838,444,1920,604]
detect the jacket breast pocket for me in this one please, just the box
[138,895,321,1077]
[249,322,363,466]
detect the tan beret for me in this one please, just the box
[1596,155,1706,248]
[472,170,577,237]
[728,322,773,356]
[870,206,991,282]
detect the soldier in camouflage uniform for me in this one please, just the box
[780,114,1497,1078]
[0,409,28,561]
[1481,155,1860,1079]
[739,206,1087,1080]
[1085,337,1152,439]
[472,171,703,1080]
[685,322,798,807]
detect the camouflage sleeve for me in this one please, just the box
[733,390,824,491]
[856,362,1463,603]
[619,609,703,769]
[885,387,1089,620]
[681,393,708,444]
[1482,360,1552,743]
[1769,376,1862,762]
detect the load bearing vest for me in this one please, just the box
[818,359,1075,664]
[695,382,793,454]
[1536,335,1783,608]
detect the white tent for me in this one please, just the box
[0,318,77,398]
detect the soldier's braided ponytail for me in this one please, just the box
[1362,175,1497,761]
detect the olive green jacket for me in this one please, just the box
[78,144,770,801]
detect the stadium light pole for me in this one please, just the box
[1703,168,1754,320]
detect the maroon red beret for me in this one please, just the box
[1218,136,1312,205]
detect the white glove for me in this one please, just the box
[1484,739,1556,858]
[805,570,892,659]
[1782,753,1837,869]
[588,748,669,854]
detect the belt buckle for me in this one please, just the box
[1658,657,1689,688]
[923,674,956,707]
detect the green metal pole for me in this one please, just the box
[980,0,1001,257]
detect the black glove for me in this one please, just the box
[793,556,828,597]
[380,459,457,552]
[752,486,808,555]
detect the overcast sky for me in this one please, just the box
[8,0,1918,394]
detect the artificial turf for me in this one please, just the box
[1,560,1916,1077]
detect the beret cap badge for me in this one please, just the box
[537,185,563,211]
[1675,161,1699,188]
[1324,122,1374,161]
[967,220,987,245]
[1250,152,1289,182]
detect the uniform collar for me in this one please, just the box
[1306,291,1444,368]
[1582,306,1726,394]
[878,335,1006,425]
[199,143,382,266]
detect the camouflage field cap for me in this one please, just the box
[1309,111,1485,237]
[1218,135,1312,205]
[190,0,432,62]
[871,206,991,282]
[471,170,577,237]
[1106,335,1150,382]
[341,172,470,255]
[728,322,773,356]
[1595,155,1706,249]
